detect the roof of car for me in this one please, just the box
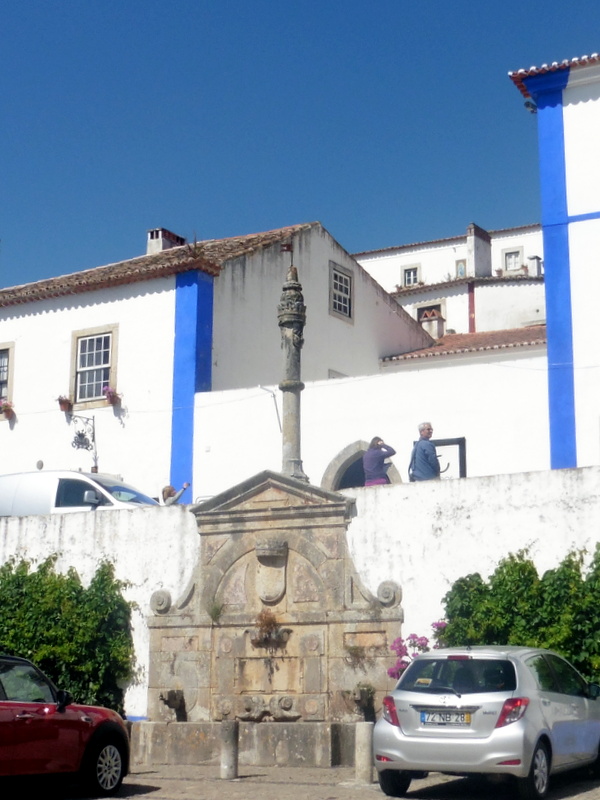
[0,654,33,664]
[420,645,551,658]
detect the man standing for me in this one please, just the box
[408,422,440,481]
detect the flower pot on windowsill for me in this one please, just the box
[102,387,121,406]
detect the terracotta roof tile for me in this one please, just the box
[353,224,540,258]
[0,222,318,309]
[393,272,543,298]
[509,53,600,98]
[383,325,546,362]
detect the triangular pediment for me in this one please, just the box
[192,470,354,516]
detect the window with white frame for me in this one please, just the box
[403,265,420,286]
[329,262,353,320]
[503,249,522,272]
[0,344,14,402]
[73,326,117,403]
[0,349,8,400]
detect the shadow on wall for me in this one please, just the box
[321,440,402,491]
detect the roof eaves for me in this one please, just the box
[0,222,320,309]
[0,250,220,309]
[353,233,465,259]
[509,53,600,98]
[382,335,547,363]
[392,273,543,298]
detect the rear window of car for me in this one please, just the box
[397,657,516,694]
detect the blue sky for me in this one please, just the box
[2,1,600,287]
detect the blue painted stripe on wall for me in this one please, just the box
[524,69,576,469]
[568,211,600,224]
[171,271,214,499]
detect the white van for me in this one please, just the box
[0,471,159,516]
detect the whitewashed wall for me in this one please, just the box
[400,284,470,334]
[563,63,600,217]
[357,238,467,293]
[1,466,595,718]
[562,70,600,469]
[490,228,543,274]
[0,506,199,719]
[400,280,546,334]
[356,226,543,294]
[343,466,600,642]
[211,226,430,391]
[194,348,549,501]
[0,280,177,498]
[474,280,546,331]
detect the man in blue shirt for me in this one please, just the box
[408,422,440,481]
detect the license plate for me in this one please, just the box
[421,710,471,726]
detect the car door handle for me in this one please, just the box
[15,712,36,720]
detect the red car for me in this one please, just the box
[0,655,129,795]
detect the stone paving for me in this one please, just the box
[60,764,600,800]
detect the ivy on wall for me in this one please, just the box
[0,556,135,713]
[441,545,600,681]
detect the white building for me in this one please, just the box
[355,223,546,336]
[510,52,600,469]
[0,222,431,500]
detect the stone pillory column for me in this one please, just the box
[277,261,309,482]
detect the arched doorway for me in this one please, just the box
[320,440,402,491]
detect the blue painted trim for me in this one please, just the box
[171,271,214,498]
[524,69,577,468]
[567,210,600,224]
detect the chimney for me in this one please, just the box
[419,308,446,339]
[147,228,186,255]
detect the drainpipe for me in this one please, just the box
[468,281,476,333]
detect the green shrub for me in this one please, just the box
[0,556,134,713]
[442,545,600,682]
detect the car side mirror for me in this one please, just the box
[588,682,600,699]
[56,689,73,711]
[83,489,102,507]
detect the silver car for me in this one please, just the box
[373,646,600,799]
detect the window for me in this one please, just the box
[0,661,55,704]
[503,249,523,272]
[403,266,420,287]
[55,478,99,508]
[329,262,353,320]
[525,654,559,692]
[0,349,9,401]
[546,655,589,697]
[0,343,14,404]
[71,325,118,405]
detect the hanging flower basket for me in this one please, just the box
[1,401,14,419]
[102,386,121,406]
[57,396,73,412]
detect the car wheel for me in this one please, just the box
[85,739,126,796]
[517,741,550,799]
[377,769,412,797]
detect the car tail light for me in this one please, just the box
[382,695,401,728]
[495,697,529,728]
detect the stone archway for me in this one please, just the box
[320,440,402,491]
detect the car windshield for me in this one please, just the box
[397,657,516,694]
[92,477,159,506]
